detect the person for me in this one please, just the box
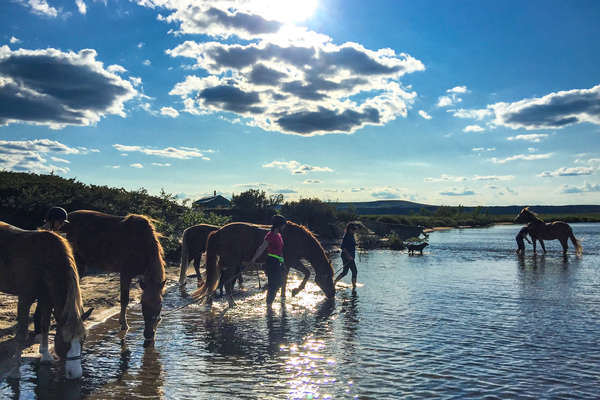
[516,225,546,254]
[334,222,360,290]
[515,226,532,254]
[250,214,287,309]
[43,206,69,231]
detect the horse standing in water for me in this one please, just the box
[193,222,335,306]
[179,224,219,287]
[61,210,166,347]
[0,222,92,379]
[514,207,583,256]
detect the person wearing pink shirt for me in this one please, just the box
[250,215,287,309]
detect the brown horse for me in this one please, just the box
[179,224,219,286]
[0,222,92,379]
[193,221,335,305]
[61,210,166,347]
[514,207,583,256]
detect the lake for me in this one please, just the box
[2,223,599,399]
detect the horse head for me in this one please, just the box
[315,269,336,299]
[139,278,166,347]
[54,307,93,379]
[514,207,532,223]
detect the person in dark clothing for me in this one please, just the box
[335,222,361,290]
[250,214,287,309]
[515,226,532,254]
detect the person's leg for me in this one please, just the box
[265,258,283,308]
[348,259,358,289]
[335,254,351,283]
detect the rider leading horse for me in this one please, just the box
[514,207,582,256]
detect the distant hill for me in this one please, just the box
[331,200,600,216]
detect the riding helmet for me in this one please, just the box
[45,206,69,223]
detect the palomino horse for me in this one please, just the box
[514,207,583,256]
[179,224,219,287]
[0,222,92,379]
[61,210,166,347]
[193,222,335,305]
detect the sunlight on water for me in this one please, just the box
[2,223,600,399]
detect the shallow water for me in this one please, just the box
[2,223,599,399]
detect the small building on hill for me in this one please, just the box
[192,191,231,209]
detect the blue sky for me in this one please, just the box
[1,0,599,206]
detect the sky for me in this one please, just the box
[1,0,599,206]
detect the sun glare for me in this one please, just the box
[250,0,319,24]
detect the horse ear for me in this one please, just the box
[139,279,145,289]
[82,308,94,321]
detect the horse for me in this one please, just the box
[0,222,92,379]
[60,210,166,347]
[179,224,219,287]
[407,242,428,254]
[193,221,335,306]
[514,207,583,256]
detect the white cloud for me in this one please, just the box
[9,37,21,44]
[472,147,495,152]
[108,64,127,74]
[472,175,514,181]
[263,160,333,174]
[463,124,484,132]
[424,174,468,183]
[418,110,432,120]
[452,108,492,120]
[303,179,321,184]
[143,59,152,66]
[75,0,87,14]
[436,95,456,108]
[0,46,137,128]
[490,153,553,164]
[506,133,549,143]
[130,163,144,168]
[138,42,145,48]
[440,188,475,196]
[447,86,468,94]
[21,0,58,17]
[113,144,211,159]
[160,106,180,118]
[561,181,600,193]
[152,162,172,167]
[489,84,600,130]
[0,138,90,174]
[538,167,595,178]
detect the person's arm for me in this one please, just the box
[250,240,269,264]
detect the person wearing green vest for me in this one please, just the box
[250,214,287,309]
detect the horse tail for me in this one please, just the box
[193,229,220,300]
[570,229,583,256]
[179,227,191,284]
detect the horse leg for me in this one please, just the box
[37,299,53,363]
[290,262,310,297]
[119,276,132,331]
[560,238,569,255]
[236,265,244,290]
[224,267,236,308]
[194,255,204,288]
[9,296,35,378]
[539,240,546,253]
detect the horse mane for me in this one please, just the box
[523,207,544,222]
[286,221,333,275]
[42,231,86,342]
[123,214,166,286]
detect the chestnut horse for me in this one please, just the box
[0,222,91,379]
[514,207,583,256]
[179,224,219,286]
[193,222,335,305]
[61,210,166,347]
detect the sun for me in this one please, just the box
[249,0,319,24]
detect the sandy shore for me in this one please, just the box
[0,264,181,362]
